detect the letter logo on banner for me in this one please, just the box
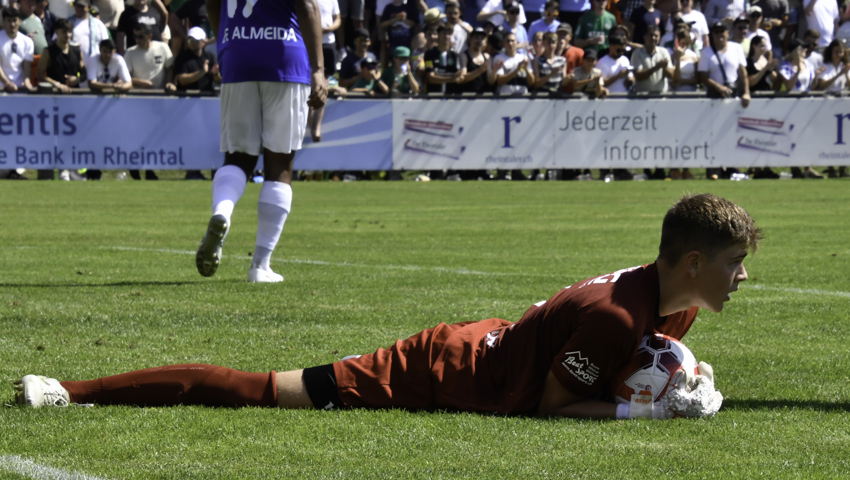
[502,116,521,148]
[835,113,850,145]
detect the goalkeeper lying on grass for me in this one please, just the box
[15,193,759,420]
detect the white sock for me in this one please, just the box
[252,246,274,271]
[211,165,247,222]
[251,181,292,270]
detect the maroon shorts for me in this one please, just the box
[333,318,514,412]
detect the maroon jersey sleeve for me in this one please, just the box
[549,306,641,398]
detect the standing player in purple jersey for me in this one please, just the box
[196,0,328,283]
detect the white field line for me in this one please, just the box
[0,455,111,480]
[742,283,850,299]
[96,246,850,298]
[103,246,544,277]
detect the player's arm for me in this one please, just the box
[295,0,328,108]
[537,371,618,419]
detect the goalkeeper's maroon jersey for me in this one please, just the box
[333,262,697,414]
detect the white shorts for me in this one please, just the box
[220,82,310,156]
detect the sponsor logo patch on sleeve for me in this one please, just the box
[561,351,600,386]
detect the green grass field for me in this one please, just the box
[1,179,849,479]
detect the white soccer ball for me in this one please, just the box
[610,333,699,404]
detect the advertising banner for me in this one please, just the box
[1,96,222,170]
[709,97,850,167]
[295,100,392,171]
[392,99,554,170]
[3,95,849,170]
[552,98,715,169]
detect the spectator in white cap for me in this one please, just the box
[175,26,219,93]
[176,26,220,181]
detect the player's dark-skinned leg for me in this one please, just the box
[223,152,259,179]
[222,150,296,183]
[262,149,296,184]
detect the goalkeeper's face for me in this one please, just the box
[695,244,749,312]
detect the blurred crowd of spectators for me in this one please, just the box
[2,0,849,180]
[1,0,218,96]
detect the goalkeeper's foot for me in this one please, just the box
[14,375,70,408]
[196,214,229,277]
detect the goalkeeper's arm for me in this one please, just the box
[537,363,723,420]
[537,371,621,419]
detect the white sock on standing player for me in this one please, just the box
[251,181,292,271]
[211,165,247,222]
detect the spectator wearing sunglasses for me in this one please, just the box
[350,57,389,96]
[124,22,175,92]
[528,1,561,40]
[0,7,35,92]
[597,34,633,92]
[730,14,750,54]
[116,0,166,55]
[745,6,772,59]
[125,22,174,181]
[503,2,530,55]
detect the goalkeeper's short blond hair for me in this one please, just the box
[659,193,763,265]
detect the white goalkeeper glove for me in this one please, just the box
[665,361,723,418]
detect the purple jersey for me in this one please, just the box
[217,0,311,84]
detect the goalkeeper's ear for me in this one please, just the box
[697,361,714,383]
